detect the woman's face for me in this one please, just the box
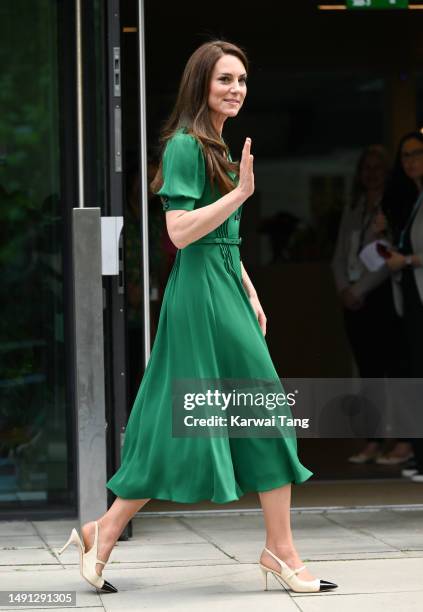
[208,54,247,122]
[360,153,387,192]
[401,137,423,182]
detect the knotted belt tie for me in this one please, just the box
[192,237,242,246]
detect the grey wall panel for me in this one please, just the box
[72,207,108,525]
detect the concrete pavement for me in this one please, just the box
[0,507,422,611]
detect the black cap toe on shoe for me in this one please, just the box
[101,580,118,593]
[319,580,338,591]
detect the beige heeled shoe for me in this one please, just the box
[259,547,338,593]
[57,521,117,593]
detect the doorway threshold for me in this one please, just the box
[136,479,423,517]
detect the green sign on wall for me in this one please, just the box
[346,0,408,8]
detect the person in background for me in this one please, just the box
[381,131,423,483]
[332,145,411,465]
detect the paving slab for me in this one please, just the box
[0,609,104,612]
[288,557,423,597]
[0,536,45,548]
[209,534,396,564]
[0,548,59,566]
[61,558,237,572]
[132,517,203,534]
[103,542,231,565]
[0,567,103,609]
[44,530,206,549]
[325,510,423,551]
[171,514,266,531]
[54,541,232,569]
[0,564,65,573]
[32,520,79,536]
[326,509,423,535]
[0,609,103,612]
[98,564,300,612]
[0,522,37,537]
[1,510,423,611]
[295,591,422,611]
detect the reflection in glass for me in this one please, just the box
[0,1,72,510]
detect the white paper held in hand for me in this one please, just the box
[359,239,391,272]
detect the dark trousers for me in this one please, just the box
[401,271,423,473]
[343,279,408,444]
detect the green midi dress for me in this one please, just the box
[106,128,313,504]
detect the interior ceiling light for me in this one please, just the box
[318,2,423,8]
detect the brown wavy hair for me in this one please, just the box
[150,40,249,196]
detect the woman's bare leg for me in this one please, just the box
[259,484,316,581]
[81,497,151,577]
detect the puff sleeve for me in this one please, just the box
[157,133,206,211]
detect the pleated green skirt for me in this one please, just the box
[106,241,313,503]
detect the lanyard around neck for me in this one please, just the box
[398,191,423,251]
[357,195,381,254]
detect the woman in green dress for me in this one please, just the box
[58,40,337,595]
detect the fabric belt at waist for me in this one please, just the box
[192,237,242,245]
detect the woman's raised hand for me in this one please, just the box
[238,137,254,200]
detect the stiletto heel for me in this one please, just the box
[259,547,338,593]
[57,521,118,593]
[260,566,268,590]
[57,529,82,555]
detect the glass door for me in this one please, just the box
[0,0,76,515]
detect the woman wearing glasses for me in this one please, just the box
[332,145,410,466]
[381,131,423,483]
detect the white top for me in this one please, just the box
[331,194,389,299]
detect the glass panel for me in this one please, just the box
[251,71,385,266]
[120,1,172,405]
[234,70,386,380]
[0,1,73,512]
[91,0,108,209]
